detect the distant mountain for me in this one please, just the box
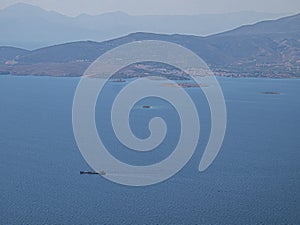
[0,3,290,49]
[0,13,299,78]
[205,13,300,76]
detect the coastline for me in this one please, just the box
[1,72,298,79]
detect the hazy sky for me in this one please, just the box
[0,0,300,16]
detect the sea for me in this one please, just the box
[0,75,299,224]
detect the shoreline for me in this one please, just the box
[1,73,299,80]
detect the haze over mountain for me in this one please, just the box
[0,12,299,78]
[0,3,290,49]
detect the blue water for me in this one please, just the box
[0,75,299,224]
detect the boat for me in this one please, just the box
[98,170,106,175]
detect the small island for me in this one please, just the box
[260,91,280,95]
[161,82,208,88]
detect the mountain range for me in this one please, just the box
[0,3,291,49]
[0,12,299,78]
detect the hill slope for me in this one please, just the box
[0,13,299,78]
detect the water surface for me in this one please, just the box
[0,75,299,224]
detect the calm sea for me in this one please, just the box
[0,75,299,224]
